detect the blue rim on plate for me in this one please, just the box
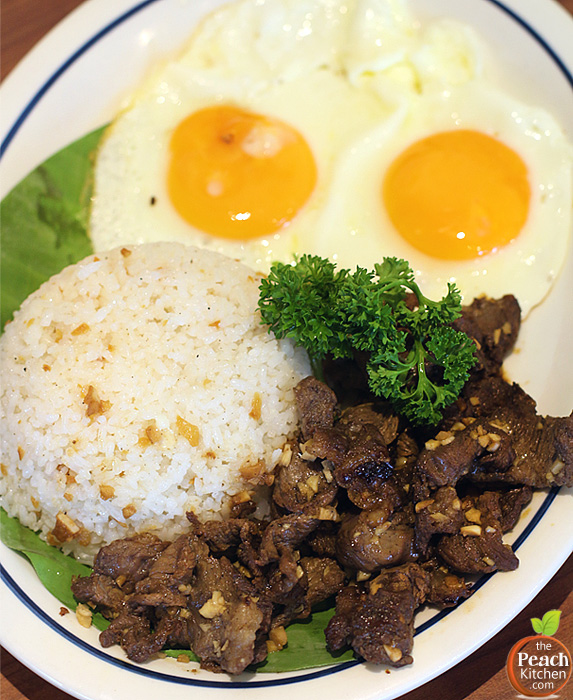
[0,0,571,690]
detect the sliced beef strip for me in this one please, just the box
[297,394,402,511]
[260,554,344,629]
[135,532,201,588]
[470,412,573,488]
[305,425,349,465]
[471,379,572,487]
[293,387,404,512]
[95,534,207,663]
[299,556,346,608]
[347,473,408,515]
[348,471,406,517]
[438,375,572,489]
[441,374,533,430]
[188,517,246,556]
[99,610,160,662]
[436,526,518,575]
[272,446,338,514]
[497,486,533,532]
[337,403,400,447]
[186,512,263,558]
[414,486,464,554]
[393,429,420,470]
[259,553,345,630]
[413,429,478,500]
[333,423,395,509]
[262,561,310,628]
[72,572,126,613]
[256,513,320,566]
[126,534,201,610]
[336,507,417,573]
[229,496,258,519]
[100,607,197,664]
[469,488,531,535]
[421,560,472,608]
[457,375,537,421]
[152,612,196,652]
[413,417,512,498]
[453,295,521,375]
[294,376,338,441]
[436,492,519,574]
[262,557,345,627]
[72,535,196,663]
[92,532,170,586]
[185,554,272,674]
[325,563,429,667]
[185,512,266,581]
[250,504,345,628]
[305,521,339,558]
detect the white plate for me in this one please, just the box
[1,1,572,699]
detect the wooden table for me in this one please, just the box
[1,1,572,698]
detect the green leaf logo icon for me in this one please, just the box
[531,610,562,636]
[531,617,544,634]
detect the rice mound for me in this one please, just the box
[0,242,310,562]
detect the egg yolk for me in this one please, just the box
[383,130,531,260]
[167,105,317,240]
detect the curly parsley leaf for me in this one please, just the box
[258,256,352,367]
[258,255,476,425]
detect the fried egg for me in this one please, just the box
[311,82,573,316]
[89,0,573,316]
[90,0,403,267]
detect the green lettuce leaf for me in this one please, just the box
[0,507,107,630]
[0,127,104,328]
[255,607,354,672]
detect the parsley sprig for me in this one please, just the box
[258,255,476,425]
